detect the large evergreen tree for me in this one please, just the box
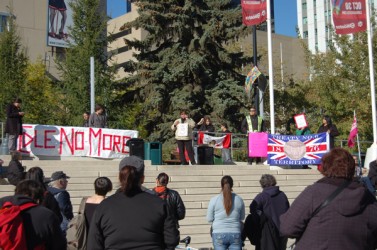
[0,14,28,120]
[57,0,115,126]
[115,0,252,142]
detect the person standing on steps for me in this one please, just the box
[5,97,24,153]
[241,106,265,165]
[171,109,197,165]
[317,115,339,150]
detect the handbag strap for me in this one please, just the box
[312,180,352,217]
[78,197,88,215]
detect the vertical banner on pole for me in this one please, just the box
[241,0,267,26]
[332,0,366,34]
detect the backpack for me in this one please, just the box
[66,197,88,250]
[0,201,41,250]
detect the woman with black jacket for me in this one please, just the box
[317,115,339,149]
[7,151,25,186]
[153,172,186,228]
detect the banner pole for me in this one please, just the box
[267,0,275,133]
[366,0,377,144]
[354,110,362,169]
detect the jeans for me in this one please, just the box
[8,134,18,152]
[221,148,232,163]
[212,233,242,250]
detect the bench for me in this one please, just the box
[163,150,181,165]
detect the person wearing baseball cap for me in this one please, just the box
[48,170,73,235]
[88,156,179,249]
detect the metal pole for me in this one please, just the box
[90,57,95,114]
[253,26,259,114]
[267,0,275,133]
[366,0,377,144]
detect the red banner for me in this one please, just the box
[332,0,366,34]
[241,0,267,26]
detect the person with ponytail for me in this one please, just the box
[87,156,179,250]
[153,172,186,229]
[207,175,245,250]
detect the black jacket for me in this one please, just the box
[198,124,215,135]
[0,195,66,250]
[152,187,186,227]
[317,124,339,149]
[5,103,23,135]
[88,190,179,250]
[241,115,265,133]
[368,160,377,190]
[245,186,289,250]
[7,160,25,186]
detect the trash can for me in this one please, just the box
[214,155,222,165]
[150,142,162,165]
[198,145,214,165]
[126,138,145,159]
[144,143,151,161]
[144,142,162,165]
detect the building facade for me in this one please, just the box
[297,0,377,53]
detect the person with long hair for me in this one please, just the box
[207,175,245,250]
[280,148,377,250]
[25,167,62,222]
[197,116,215,135]
[152,172,186,229]
[317,115,339,149]
[88,156,179,249]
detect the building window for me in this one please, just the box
[109,45,130,56]
[109,28,132,40]
[0,13,9,33]
[302,2,307,10]
[126,0,132,13]
[303,31,308,38]
[303,17,308,24]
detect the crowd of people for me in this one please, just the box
[0,148,377,249]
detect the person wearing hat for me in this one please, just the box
[5,97,25,153]
[88,156,179,250]
[48,170,73,235]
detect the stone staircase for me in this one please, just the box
[0,156,322,249]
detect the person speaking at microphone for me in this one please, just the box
[171,109,197,165]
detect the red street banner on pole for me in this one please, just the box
[332,0,366,34]
[241,0,267,26]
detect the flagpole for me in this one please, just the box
[355,110,362,169]
[267,0,275,133]
[364,0,377,169]
[366,0,377,143]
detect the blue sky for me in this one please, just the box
[107,0,298,37]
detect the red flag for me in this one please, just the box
[241,0,267,26]
[347,114,358,148]
[332,0,366,34]
[198,132,231,148]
